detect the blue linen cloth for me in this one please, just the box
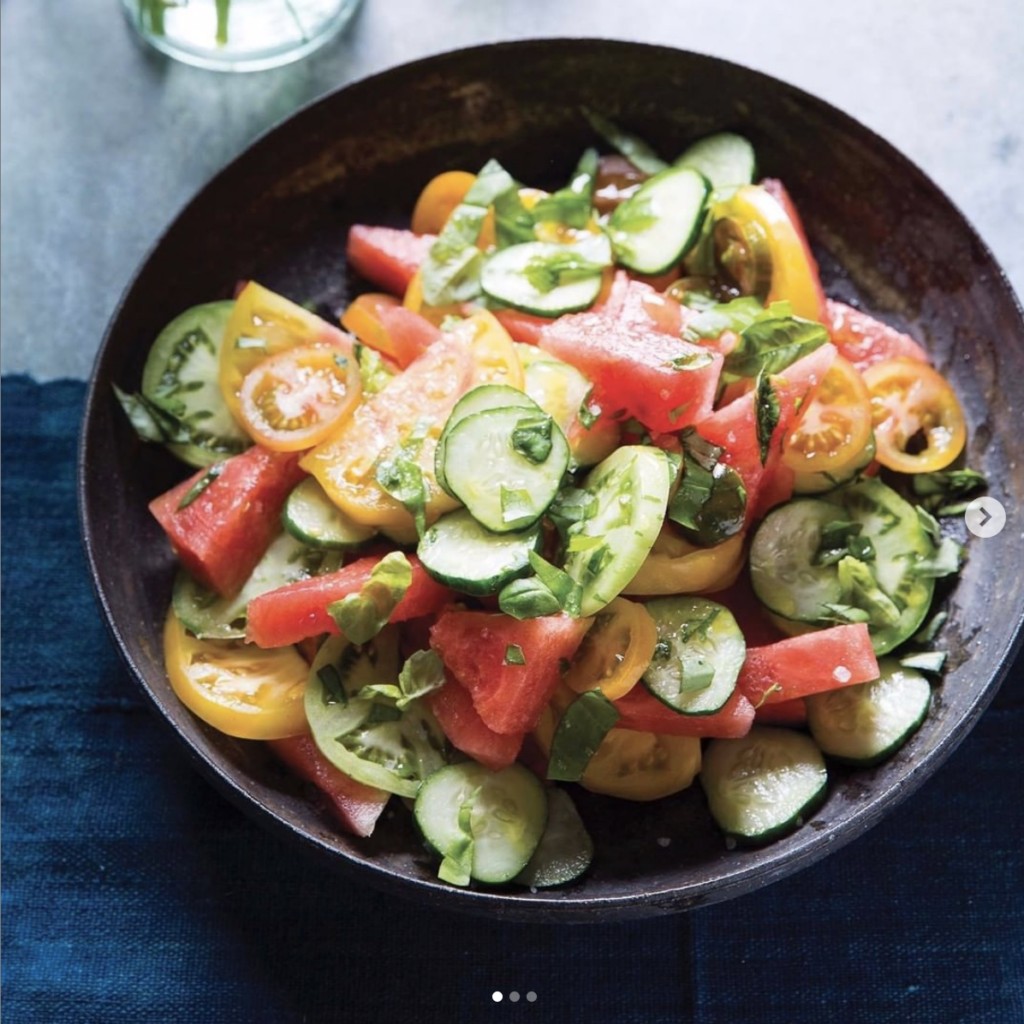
[2,376,1021,1023]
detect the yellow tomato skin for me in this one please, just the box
[712,185,822,320]
[622,528,746,596]
[163,609,309,740]
[219,282,349,426]
[411,170,477,235]
[534,685,702,801]
[340,293,401,358]
[862,358,967,473]
[782,356,873,475]
[564,598,657,701]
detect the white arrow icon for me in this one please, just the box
[964,496,1006,539]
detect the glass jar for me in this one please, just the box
[122,0,363,72]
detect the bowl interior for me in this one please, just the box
[80,39,1024,921]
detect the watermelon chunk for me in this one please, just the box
[347,225,436,297]
[429,678,524,771]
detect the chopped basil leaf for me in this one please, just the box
[528,551,583,617]
[814,520,876,566]
[915,506,943,545]
[176,462,225,510]
[532,147,599,229]
[915,536,964,579]
[667,428,747,546]
[821,603,872,625]
[837,556,902,627]
[353,342,394,395]
[511,414,554,463]
[577,387,600,429]
[397,649,446,707]
[681,296,768,342]
[548,486,598,538]
[438,791,477,887]
[327,551,413,645]
[523,249,607,294]
[317,663,348,707]
[754,369,781,466]
[581,108,668,175]
[498,577,563,620]
[492,186,537,248]
[503,643,527,666]
[912,467,987,515]
[899,650,947,674]
[668,349,715,371]
[725,316,828,378]
[375,430,428,537]
[566,533,605,553]
[913,609,948,645]
[546,690,620,782]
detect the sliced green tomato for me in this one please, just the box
[435,384,535,496]
[674,132,756,190]
[172,532,341,640]
[606,166,710,274]
[140,301,251,466]
[807,659,931,766]
[304,629,449,798]
[441,406,570,533]
[701,726,828,845]
[414,762,548,884]
[792,435,876,495]
[481,240,608,316]
[283,477,378,550]
[564,446,672,616]
[641,597,746,715]
[417,507,541,596]
[513,788,593,889]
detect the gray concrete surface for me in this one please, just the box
[2,0,1021,380]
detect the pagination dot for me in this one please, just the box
[492,991,503,1003]
[509,991,520,1002]
[527,991,538,1002]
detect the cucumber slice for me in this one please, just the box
[304,630,449,798]
[749,479,936,654]
[675,132,756,190]
[606,166,710,274]
[807,659,931,766]
[140,301,251,467]
[701,726,828,845]
[564,446,672,616]
[441,406,570,533]
[513,788,593,889]
[414,762,548,884]
[173,532,341,640]
[435,384,535,496]
[481,239,608,316]
[283,477,377,549]
[792,435,876,495]
[417,508,541,596]
[641,597,746,715]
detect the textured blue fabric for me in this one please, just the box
[2,375,1022,1024]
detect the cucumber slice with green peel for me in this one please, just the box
[172,532,342,640]
[417,508,542,595]
[641,597,746,715]
[701,726,828,845]
[414,762,548,885]
[435,384,536,496]
[564,446,672,616]
[140,301,251,467]
[304,630,449,798]
[807,659,931,766]
[674,132,756,190]
[513,788,593,889]
[283,477,378,549]
[481,239,609,316]
[792,435,876,495]
[606,166,711,274]
[749,478,936,654]
[441,406,570,533]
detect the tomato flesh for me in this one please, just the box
[149,445,305,597]
[428,678,525,772]
[269,733,390,837]
[376,305,442,368]
[430,610,592,735]
[245,553,451,648]
[824,299,930,372]
[347,225,436,297]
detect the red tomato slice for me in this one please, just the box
[268,733,390,838]
[612,686,755,738]
[245,553,451,648]
[823,299,930,371]
[539,280,723,433]
[149,446,305,597]
[428,678,525,772]
[238,345,361,452]
[346,225,436,297]
[429,610,592,735]
[738,624,879,706]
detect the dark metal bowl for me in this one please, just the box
[79,39,1024,921]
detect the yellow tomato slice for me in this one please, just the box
[219,282,348,425]
[300,329,476,538]
[712,184,822,320]
[463,309,524,390]
[862,357,966,473]
[340,293,402,358]
[237,345,361,452]
[534,685,702,801]
[411,170,477,235]
[622,527,746,596]
[564,598,657,701]
[781,355,873,474]
[163,608,308,740]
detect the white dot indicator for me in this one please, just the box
[509,992,520,1003]
[492,991,503,1003]
[527,991,538,1002]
